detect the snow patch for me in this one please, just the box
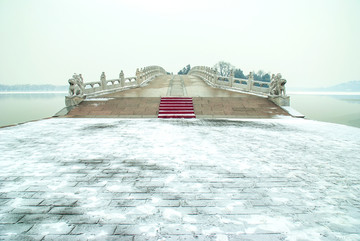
[184,224,198,232]
[88,210,126,220]
[40,222,70,235]
[165,175,176,183]
[163,208,182,220]
[137,205,156,215]
[107,184,133,192]
[183,215,197,223]
[84,98,113,101]
[202,227,223,235]
[87,231,109,240]
[216,234,229,241]
[151,197,161,204]
[139,225,158,236]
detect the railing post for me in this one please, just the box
[247,72,253,92]
[213,68,218,84]
[100,72,106,90]
[229,70,234,87]
[136,68,141,86]
[77,74,85,94]
[119,70,125,87]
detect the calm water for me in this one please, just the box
[290,93,360,128]
[0,93,66,127]
[0,92,359,128]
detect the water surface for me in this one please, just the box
[0,93,65,127]
[290,93,360,128]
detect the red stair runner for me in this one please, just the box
[158,97,196,118]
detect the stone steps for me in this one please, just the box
[158,97,196,118]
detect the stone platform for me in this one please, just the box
[64,75,289,118]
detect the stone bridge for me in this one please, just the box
[64,65,292,119]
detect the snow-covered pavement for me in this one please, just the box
[0,118,359,240]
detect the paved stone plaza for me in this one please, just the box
[1,118,359,240]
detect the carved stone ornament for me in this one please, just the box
[68,73,84,96]
[270,73,286,96]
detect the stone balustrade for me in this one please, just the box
[136,66,167,86]
[82,72,138,95]
[66,65,166,106]
[188,66,289,106]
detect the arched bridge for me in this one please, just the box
[64,65,292,119]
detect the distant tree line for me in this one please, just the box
[214,61,271,82]
[253,70,271,82]
[178,64,191,75]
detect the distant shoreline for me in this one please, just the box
[288,91,360,95]
[0,91,67,94]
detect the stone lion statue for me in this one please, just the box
[279,78,287,96]
[270,73,286,96]
[68,73,84,96]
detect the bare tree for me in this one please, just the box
[213,61,234,77]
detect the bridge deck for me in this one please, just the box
[65,75,289,118]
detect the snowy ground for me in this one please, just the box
[0,118,359,240]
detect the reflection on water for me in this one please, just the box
[290,94,360,128]
[0,93,66,127]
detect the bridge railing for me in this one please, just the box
[82,75,138,95]
[188,66,289,106]
[188,66,271,95]
[66,65,166,106]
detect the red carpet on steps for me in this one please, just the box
[158,97,196,118]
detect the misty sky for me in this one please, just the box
[0,0,359,88]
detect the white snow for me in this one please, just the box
[281,106,305,118]
[136,205,156,215]
[163,208,182,220]
[0,118,359,239]
[84,98,113,101]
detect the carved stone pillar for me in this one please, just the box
[229,70,234,87]
[100,72,106,90]
[247,72,253,92]
[213,68,218,84]
[136,68,141,86]
[78,74,85,94]
[119,70,125,87]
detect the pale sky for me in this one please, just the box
[0,0,359,88]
